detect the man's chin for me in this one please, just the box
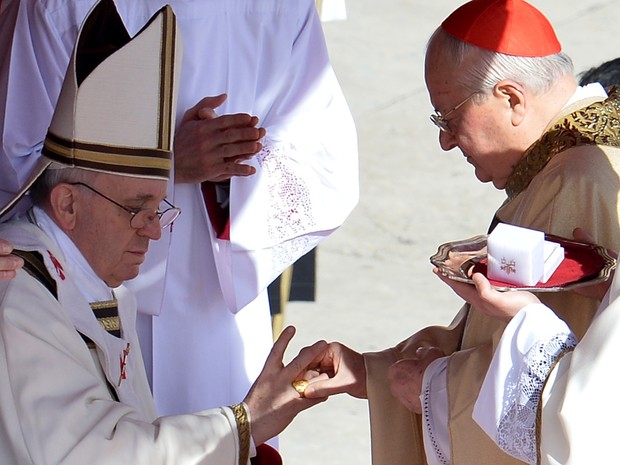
[491,179,507,190]
[109,266,141,288]
[473,170,493,184]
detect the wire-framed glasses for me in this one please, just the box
[429,93,477,133]
[70,182,181,229]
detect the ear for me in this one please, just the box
[49,184,79,231]
[494,80,527,126]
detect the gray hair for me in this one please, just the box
[29,166,97,207]
[428,28,574,97]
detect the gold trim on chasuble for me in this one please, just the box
[81,300,121,350]
[89,299,121,337]
[506,87,620,200]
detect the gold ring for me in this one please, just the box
[292,379,309,397]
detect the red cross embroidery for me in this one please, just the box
[47,251,66,280]
[118,343,131,386]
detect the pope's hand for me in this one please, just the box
[244,326,328,446]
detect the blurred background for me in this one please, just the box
[279,1,620,464]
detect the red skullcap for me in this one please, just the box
[441,0,561,57]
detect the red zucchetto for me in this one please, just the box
[441,0,562,57]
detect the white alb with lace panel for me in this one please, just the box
[496,332,577,464]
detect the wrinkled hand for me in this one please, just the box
[0,239,23,280]
[244,326,328,446]
[434,269,539,323]
[387,347,445,413]
[301,341,368,400]
[173,94,267,183]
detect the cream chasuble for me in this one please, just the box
[365,86,620,465]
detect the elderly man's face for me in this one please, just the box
[424,52,526,190]
[69,173,168,288]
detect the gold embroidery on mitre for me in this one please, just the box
[506,86,620,200]
[43,133,172,179]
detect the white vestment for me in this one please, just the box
[473,271,620,465]
[0,212,247,465]
[0,0,358,416]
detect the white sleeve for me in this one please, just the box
[0,272,244,465]
[473,303,577,465]
[219,1,359,312]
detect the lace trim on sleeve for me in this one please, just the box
[422,385,450,465]
[496,332,577,465]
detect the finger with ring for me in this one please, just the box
[292,379,309,397]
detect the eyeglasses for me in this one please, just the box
[70,182,181,230]
[430,93,477,133]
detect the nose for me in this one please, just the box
[439,130,457,151]
[137,218,162,240]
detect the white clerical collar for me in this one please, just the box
[29,206,114,302]
[565,82,607,108]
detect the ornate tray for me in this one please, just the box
[430,234,617,292]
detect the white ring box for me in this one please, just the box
[487,223,564,286]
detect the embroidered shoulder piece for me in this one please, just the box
[506,86,620,200]
[12,249,58,299]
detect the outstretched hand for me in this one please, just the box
[244,326,328,446]
[0,239,23,280]
[301,341,368,400]
[173,94,266,183]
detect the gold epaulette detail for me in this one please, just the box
[506,86,620,200]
